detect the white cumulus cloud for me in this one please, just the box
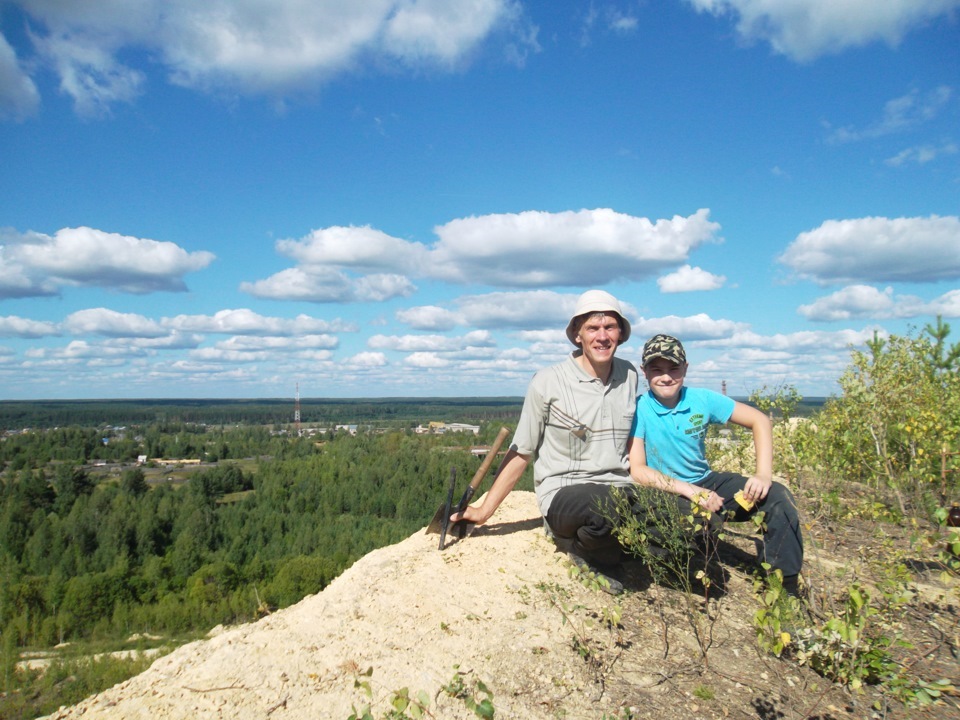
[0,315,59,338]
[245,209,714,303]
[354,274,417,302]
[631,313,748,341]
[346,351,388,368]
[368,330,494,352]
[382,0,518,65]
[240,266,415,303]
[429,208,721,286]
[779,215,960,285]
[5,0,529,115]
[687,0,960,61]
[211,335,339,352]
[0,226,215,297]
[162,309,357,335]
[930,289,960,317]
[396,305,462,331]
[657,265,726,293]
[799,285,960,321]
[696,327,884,353]
[276,226,429,274]
[63,308,167,338]
[454,290,585,330]
[404,352,450,368]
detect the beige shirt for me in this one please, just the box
[512,352,638,516]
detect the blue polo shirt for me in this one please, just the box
[631,387,735,484]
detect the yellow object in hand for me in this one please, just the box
[734,490,754,510]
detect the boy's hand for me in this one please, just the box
[743,475,772,503]
[691,489,724,513]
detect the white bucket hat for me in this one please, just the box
[565,289,631,345]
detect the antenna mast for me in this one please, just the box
[295,382,302,437]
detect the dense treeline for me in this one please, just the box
[0,426,525,653]
[1,422,296,468]
[0,397,524,429]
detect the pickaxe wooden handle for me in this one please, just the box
[451,426,511,539]
[428,426,511,547]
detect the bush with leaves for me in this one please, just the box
[347,666,494,720]
[812,318,960,515]
[746,383,817,490]
[610,486,724,663]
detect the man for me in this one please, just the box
[451,289,638,591]
[629,334,804,595]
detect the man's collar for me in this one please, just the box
[569,350,615,384]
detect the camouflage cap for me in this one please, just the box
[641,334,686,366]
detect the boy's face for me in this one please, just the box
[643,357,687,407]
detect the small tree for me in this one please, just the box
[120,468,149,496]
[814,324,960,514]
[52,466,95,516]
[924,315,960,375]
[748,383,812,488]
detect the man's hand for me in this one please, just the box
[447,448,529,528]
[743,475,772,503]
[449,503,490,525]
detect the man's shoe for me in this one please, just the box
[565,552,624,595]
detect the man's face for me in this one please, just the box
[575,313,621,366]
[643,357,687,406]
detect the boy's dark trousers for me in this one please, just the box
[694,471,804,577]
[544,475,803,579]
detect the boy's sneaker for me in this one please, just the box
[782,573,806,599]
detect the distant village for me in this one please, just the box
[288,420,480,439]
[143,420,483,466]
[2,419,491,471]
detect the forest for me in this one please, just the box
[0,416,527,717]
[1,320,959,718]
[0,424,523,639]
[0,396,525,430]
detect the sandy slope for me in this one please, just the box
[42,491,613,720]
[37,486,960,720]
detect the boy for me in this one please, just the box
[628,334,804,595]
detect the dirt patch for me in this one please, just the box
[40,489,960,720]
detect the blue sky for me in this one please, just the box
[0,0,958,401]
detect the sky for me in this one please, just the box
[0,0,958,402]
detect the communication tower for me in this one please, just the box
[721,380,727,396]
[295,382,302,437]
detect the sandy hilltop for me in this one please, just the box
[41,491,623,720]
[40,489,960,720]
